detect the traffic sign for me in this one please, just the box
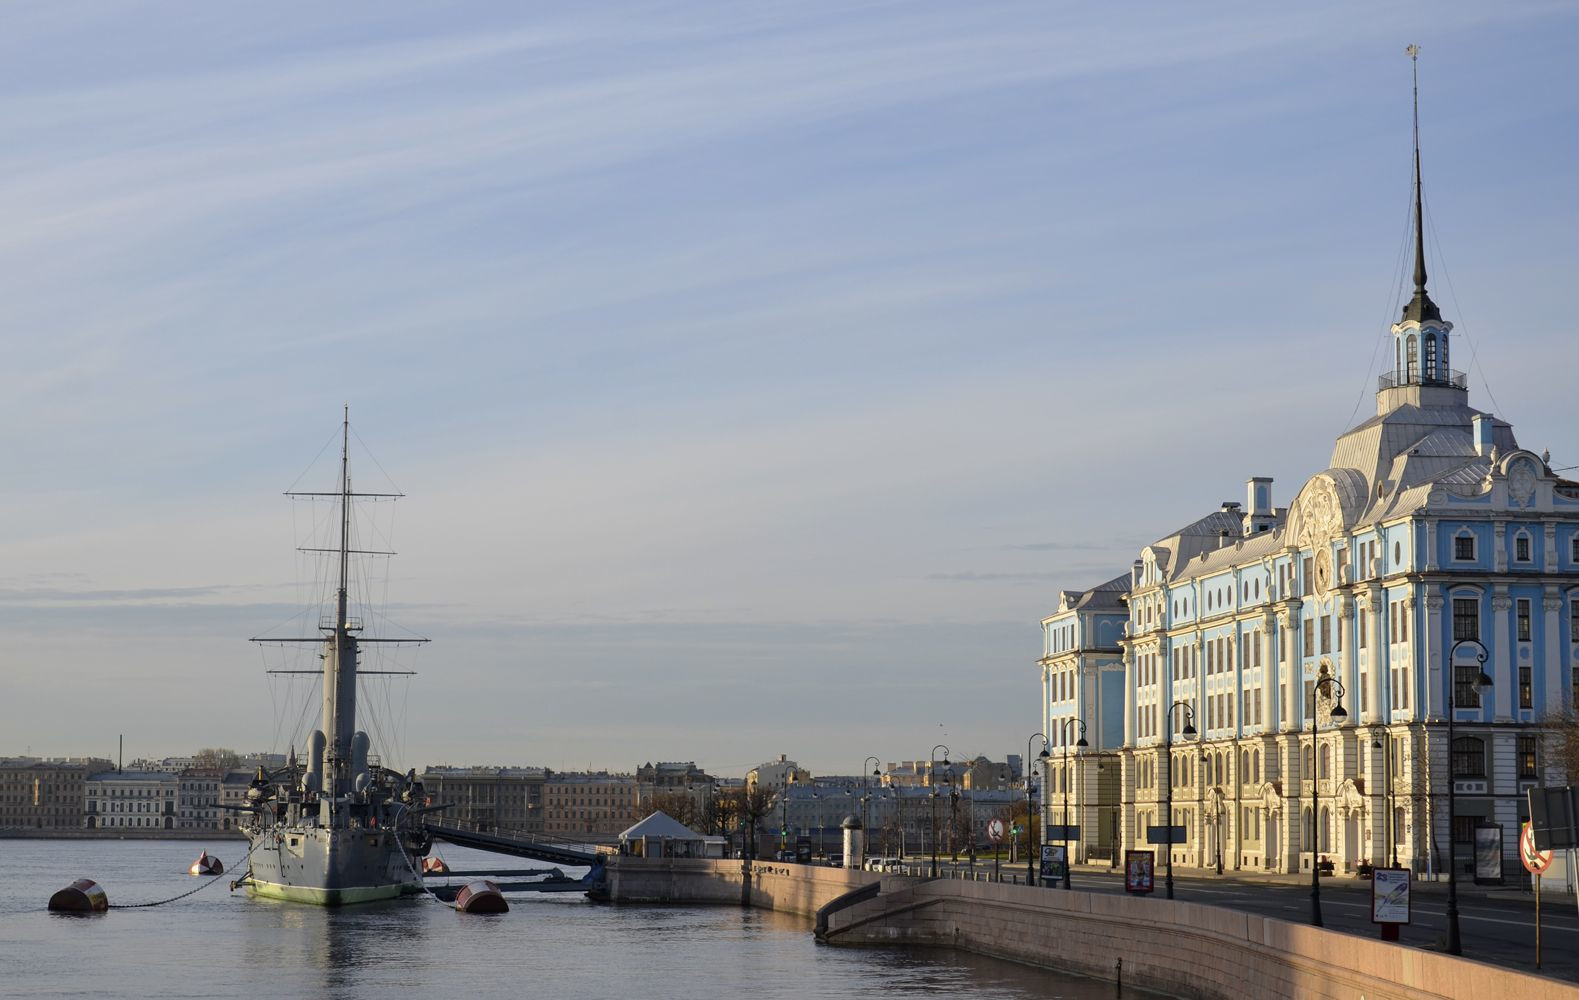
[986,818,1006,843]
[1522,821,1554,875]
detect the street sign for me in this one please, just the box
[1044,824,1081,842]
[986,818,1006,843]
[1124,850,1154,894]
[1371,867,1411,926]
[1522,821,1554,875]
[1527,787,1579,850]
[1145,825,1187,846]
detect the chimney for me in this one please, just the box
[1472,414,1494,456]
[1245,477,1274,534]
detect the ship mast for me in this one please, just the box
[322,405,359,807]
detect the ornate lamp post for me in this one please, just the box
[1055,718,1089,889]
[1164,700,1196,900]
[863,756,880,843]
[1309,672,1349,928]
[1446,638,1491,956]
[1026,733,1049,885]
[1371,737,1397,868]
[929,744,949,877]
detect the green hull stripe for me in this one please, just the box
[245,879,420,906]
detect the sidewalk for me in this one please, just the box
[1069,858,1569,901]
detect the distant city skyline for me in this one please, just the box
[3,3,1576,774]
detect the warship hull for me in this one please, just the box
[244,826,422,906]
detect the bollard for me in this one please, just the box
[48,879,109,913]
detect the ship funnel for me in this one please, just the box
[351,731,371,795]
[305,730,326,794]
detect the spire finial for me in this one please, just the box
[1401,43,1440,324]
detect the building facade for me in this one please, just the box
[86,769,178,830]
[1038,179,1577,880]
[420,766,547,835]
[0,758,107,831]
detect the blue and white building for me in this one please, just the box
[1039,158,1577,879]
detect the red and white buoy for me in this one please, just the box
[188,852,224,876]
[48,879,109,913]
[454,880,508,914]
[421,856,449,875]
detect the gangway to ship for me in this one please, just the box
[421,823,604,868]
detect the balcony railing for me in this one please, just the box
[1377,368,1467,391]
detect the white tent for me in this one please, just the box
[619,811,706,858]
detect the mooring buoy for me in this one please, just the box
[188,852,223,876]
[454,880,508,914]
[48,878,108,913]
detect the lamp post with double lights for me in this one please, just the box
[1163,701,1196,900]
[1026,733,1050,885]
[1371,737,1398,868]
[862,756,881,849]
[1309,671,1349,928]
[929,744,949,877]
[1446,637,1492,956]
[1055,718,1089,889]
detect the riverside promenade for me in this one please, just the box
[600,855,1579,1000]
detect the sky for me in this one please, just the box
[2,2,1576,777]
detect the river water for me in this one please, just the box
[3,838,1159,999]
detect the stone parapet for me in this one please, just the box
[824,878,1578,1000]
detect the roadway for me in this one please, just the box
[920,859,1578,984]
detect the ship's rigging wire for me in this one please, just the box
[1423,195,1505,421]
[1340,179,1415,436]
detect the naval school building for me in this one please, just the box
[1038,231,1577,881]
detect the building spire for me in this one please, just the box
[1401,43,1441,323]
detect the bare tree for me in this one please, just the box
[194,747,241,771]
[1542,711,1579,783]
[646,790,702,829]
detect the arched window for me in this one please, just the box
[1302,806,1314,851]
[1452,736,1485,778]
[1253,748,1261,783]
[1319,805,1331,852]
[1303,744,1314,779]
[1424,333,1437,379]
[1406,334,1418,381]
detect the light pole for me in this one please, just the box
[1055,718,1089,889]
[948,785,960,862]
[780,773,795,857]
[1164,700,1196,900]
[1309,672,1349,928]
[1372,736,1397,868]
[863,756,880,857]
[929,744,949,877]
[1027,733,1050,885]
[1446,638,1491,956]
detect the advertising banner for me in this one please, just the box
[1371,867,1411,924]
[1125,850,1155,894]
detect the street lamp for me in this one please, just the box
[948,785,960,862]
[780,772,795,857]
[929,744,949,877]
[1055,718,1089,889]
[862,756,881,858]
[1309,671,1349,928]
[1446,638,1491,957]
[1026,733,1050,885]
[1163,701,1197,900]
[1372,736,1397,868]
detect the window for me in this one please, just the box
[1516,534,1531,562]
[1454,534,1475,561]
[1394,540,1402,566]
[1303,624,1314,658]
[1455,663,1484,709]
[1520,665,1533,709]
[1320,615,1331,655]
[1452,815,1477,845]
[1571,599,1579,643]
[1359,611,1367,649]
[1424,332,1437,378]
[1304,679,1315,721]
[1406,334,1418,381]
[1518,599,1532,642]
[1453,597,1479,642]
[1451,737,1485,778]
[1519,736,1538,778]
[1302,557,1313,597]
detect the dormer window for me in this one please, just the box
[1515,532,1531,563]
[1453,532,1475,562]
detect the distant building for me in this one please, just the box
[0,758,108,831]
[86,769,178,830]
[420,766,547,835]
[176,768,225,830]
[746,755,809,791]
[541,771,640,841]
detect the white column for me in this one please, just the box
[1363,588,1384,724]
[1492,589,1514,721]
[1544,588,1566,715]
[1421,593,1441,721]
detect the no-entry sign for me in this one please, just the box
[1522,821,1554,875]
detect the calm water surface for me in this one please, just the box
[2,839,1158,999]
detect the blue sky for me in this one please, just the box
[2,2,1576,775]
